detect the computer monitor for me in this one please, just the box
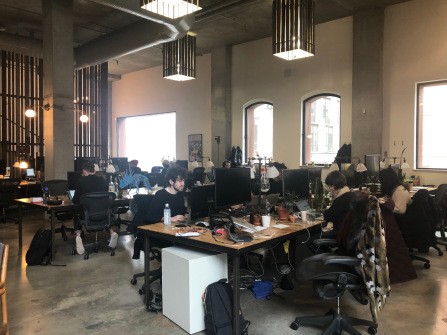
[282,168,309,199]
[190,184,215,220]
[111,157,129,172]
[365,154,381,182]
[214,167,252,209]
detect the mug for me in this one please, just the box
[261,215,271,228]
[297,210,308,222]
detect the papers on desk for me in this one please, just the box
[272,223,289,229]
[30,197,43,203]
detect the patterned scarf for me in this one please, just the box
[356,196,391,323]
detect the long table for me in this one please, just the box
[138,219,321,335]
[14,196,130,260]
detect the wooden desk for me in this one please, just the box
[14,196,130,260]
[138,219,321,334]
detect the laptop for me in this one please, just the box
[231,216,257,233]
[66,190,75,201]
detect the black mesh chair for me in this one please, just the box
[430,184,447,250]
[41,180,75,240]
[290,195,389,335]
[0,179,20,223]
[397,189,442,269]
[128,194,162,303]
[73,192,117,260]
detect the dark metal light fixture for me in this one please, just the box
[140,0,201,19]
[272,0,315,60]
[163,34,196,81]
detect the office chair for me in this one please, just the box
[290,195,389,335]
[0,179,20,224]
[0,242,9,335]
[73,192,117,260]
[41,180,75,241]
[128,194,162,300]
[429,184,447,250]
[397,189,442,269]
[151,166,164,173]
[192,167,205,184]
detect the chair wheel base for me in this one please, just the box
[130,278,137,285]
[424,262,431,269]
[290,321,299,330]
[84,254,89,260]
[368,326,377,334]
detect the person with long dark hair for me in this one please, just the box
[378,167,412,214]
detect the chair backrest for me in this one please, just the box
[129,194,154,234]
[193,167,205,184]
[80,192,116,230]
[41,179,69,197]
[0,179,20,205]
[0,242,9,335]
[151,166,163,173]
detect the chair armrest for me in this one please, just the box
[322,255,361,267]
[313,238,337,247]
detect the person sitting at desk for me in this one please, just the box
[129,159,142,174]
[147,165,187,224]
[323,170,355,234]
[378,167,412,214]
[72,162,118,255]
[307,170,354,254]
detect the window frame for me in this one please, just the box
[302,93,341,165]
[243,101,273,162]
[416,80,447,170]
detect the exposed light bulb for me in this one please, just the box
[25,108,36,117]
[80,114,89,122]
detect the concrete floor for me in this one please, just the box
[1,211,447,335]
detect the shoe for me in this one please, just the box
[109,232,118,249]
[76,236,85,255]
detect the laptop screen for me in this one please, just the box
[67,190,75,201]
[26,168,35,177]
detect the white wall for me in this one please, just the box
[111,0,447,185]
[231,17,353,169]
[383,0,447,185]
[111,54,212,166]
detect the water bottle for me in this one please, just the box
[43,187,50,204]
[163,203,171,225]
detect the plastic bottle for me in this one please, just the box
[163,203,171,225]
[43,187,50,204]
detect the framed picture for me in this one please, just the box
[188,134,203,162]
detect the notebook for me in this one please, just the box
[66,190,75,201]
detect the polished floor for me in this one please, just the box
[1,211,447,335]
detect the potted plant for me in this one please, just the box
[276,193,298,220]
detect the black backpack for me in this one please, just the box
[26,229,52,266]
[204,279,250,335]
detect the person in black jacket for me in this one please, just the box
[147,166,187,224]
[72,162,116,255]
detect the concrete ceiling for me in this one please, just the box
[0,0,411,76]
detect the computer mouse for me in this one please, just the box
[195,221,210,227]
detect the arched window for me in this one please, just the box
[302,94,340,165]
[244,102,273,161]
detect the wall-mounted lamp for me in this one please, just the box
[24,103,51,117]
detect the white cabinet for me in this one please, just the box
[162,246,228,334]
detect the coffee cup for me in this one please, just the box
[297,210,309,222]
[261,215,270,228]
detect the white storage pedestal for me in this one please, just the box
[162,246,228,334]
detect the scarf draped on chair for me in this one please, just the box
[356,196,391,323]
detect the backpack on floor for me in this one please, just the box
[203,279,250,335]
[26,229,51,266]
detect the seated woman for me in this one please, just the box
[307,171,354,253]
[378,167,417,283]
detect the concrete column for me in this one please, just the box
[42,0,74,179]
[211,46,232,167]
[351,8,384,160]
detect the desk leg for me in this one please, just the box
[18,204,23,248]
[50,209,56,260]
[144,234,151,311]
[232,254,240,335]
